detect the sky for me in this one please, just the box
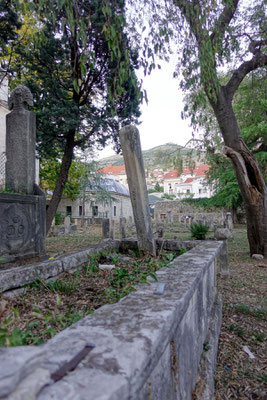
[96,58,195,160]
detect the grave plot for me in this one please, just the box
[0,246,183,346]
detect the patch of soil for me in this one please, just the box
[214,230,267,399]
[0,250,177,346]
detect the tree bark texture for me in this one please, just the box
[46,132,75,234]
[211,89,267,257]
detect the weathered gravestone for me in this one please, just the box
[119,217,126,239]
[0,85,46,261]
[120,125,156,256]
[102,219,110,239]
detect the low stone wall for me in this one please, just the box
[154,200,225,227]
[0,239,225,399]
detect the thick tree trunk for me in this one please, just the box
[210,88,267,257]
[46,132,75,234]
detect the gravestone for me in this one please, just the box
[64,216,71,234]
[119,217,126,239]
[6,85,35,194]
[226,212,233,231]
[167,209,172,223]
[120,126,156,256]
[0,85,46,261]
[109,219,115,239]
[102,219,110,239]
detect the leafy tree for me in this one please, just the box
[8,0,141,233]
[40,158,87,201]
[0,0,21,53]
[184,70,266,223]
[154,182,163,192]
[0,0,21,83]
[133,0,267,256]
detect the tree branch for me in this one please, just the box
[210,0,239,44]
[225,51,267,100]
[74,126,96,146]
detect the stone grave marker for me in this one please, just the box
[0,85,46,261]
[120,125,156,256]
[6,85,36,194]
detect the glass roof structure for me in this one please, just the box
[86,178,129,196]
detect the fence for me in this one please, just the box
[0,152,6,188]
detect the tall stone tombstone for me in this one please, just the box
[120,125,156,256]
[6,85,36,194]
[0,85,46,262]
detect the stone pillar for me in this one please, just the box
[109,219,115,239]
[120,126,156,256]
[102,219,110,239]
[226,212,233,231]
[6,85,36,194]
[167,209,172,223]
[219,241,229,276]
[119,217,126,239]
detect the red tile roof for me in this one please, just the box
[164,170,180,179]
[100,164,126,175]
[184,178,194,183]
[164,165,210,179]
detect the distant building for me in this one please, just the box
[56,178,134,222]
[163,165,213,198]
[99,164,128,187]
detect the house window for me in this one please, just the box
[114,206,116,217]
[92,205,98,216]
[66,206,72,216]
[199,189,202,194]
[186,189,190,194]
[79,206,83,216]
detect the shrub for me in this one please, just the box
[190,223,209,240]
[55,212,64,225]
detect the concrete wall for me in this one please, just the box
[0,239,223,400]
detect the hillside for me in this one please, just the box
[98,143,205,169]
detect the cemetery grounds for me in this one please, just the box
[0,223,266,399]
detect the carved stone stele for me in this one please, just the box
[6,85,36,195]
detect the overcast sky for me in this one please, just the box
[96,58,195,159]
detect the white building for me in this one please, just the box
[163,165,213,199]
[99,164,128,188]
[56,178,134,222]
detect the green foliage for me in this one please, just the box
[55,212,64,225]
[232,304,266,320]
[182,197,211,209]
[154,182,163,192]
[190,223,209,240]
[0,0,21,55]
[162,193,176,200]
[4,0,142,229]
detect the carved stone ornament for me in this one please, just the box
[8,85,33,111]
[0,204,31,253]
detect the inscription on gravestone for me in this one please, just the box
[1,204,31,253]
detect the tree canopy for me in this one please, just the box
[5,0,142,232]
[131,0,266,255]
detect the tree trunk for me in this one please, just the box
[210,89,267,257]
[46,132,75,234]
